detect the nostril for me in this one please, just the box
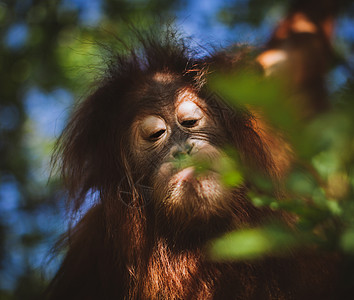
[173,151,186,160]
[171,145,184,159]
[186,143,194,155]
[171,143,194,159]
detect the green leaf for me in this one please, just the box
[208,226,297,261]
[340,228,354,253]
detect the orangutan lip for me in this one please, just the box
[171,166,219,190]
[174,167,195,183]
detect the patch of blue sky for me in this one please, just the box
[335,16,354,67]
[328,66,351,94]
[176,0,275,53]
[0,214,32,290]
[4,22,28,50]
[5,210,34,236]
[24,87,73,139]
[61,0,102,26]
[30,190,99,279]
[0,178,21,213]
[0,251,22,290]
[0,204,64,290]
[34,204,66,235]
[28,241,59,279]
[67,188,100,227]
[0,105,20,131]
[176,0,234,49]
[336,16,354,42]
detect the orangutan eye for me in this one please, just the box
[180,119,198,127]
[149,129,166,140]
[177,101,204,128]
[140,116,167,141]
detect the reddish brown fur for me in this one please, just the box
[46,32,337,299]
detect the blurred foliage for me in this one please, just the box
[209,58,354,289]
[209,225,298,261]
[0,0,353,298]
[173,147,244,187]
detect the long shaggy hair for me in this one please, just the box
[46,30,336,300]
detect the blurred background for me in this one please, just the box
[0,0,353,299]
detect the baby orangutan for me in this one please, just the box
[46,32,337,299]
